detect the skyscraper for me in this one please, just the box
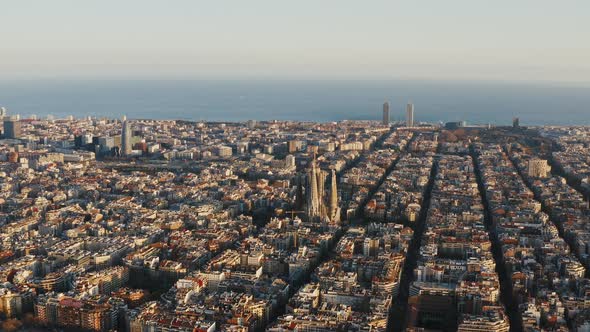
[513,117,520,128]
[382,102,390,125]
[121,119,132,156]
[3,118,21,139]
[406,103,415,127]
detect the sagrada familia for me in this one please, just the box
[296,157,340,223]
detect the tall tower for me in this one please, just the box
[306,158,322,221]
[318,168,328,218]
[122,118,132,156]
[512,117,520,128]
[316,168,326,207]
[329,169,340,223]
[3,117,21,139]
[406,103,414,127]
[382,102,390,125]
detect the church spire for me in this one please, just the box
[329,168,339,222]
[306,156,321,221]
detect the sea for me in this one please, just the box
[0,79,588,126]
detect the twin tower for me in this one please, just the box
[383,102,415,127]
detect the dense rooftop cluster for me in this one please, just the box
[476,143,590,331]
[268,224,411,331]
[339,131,413,219]
[1,114,589,331]
[542,127,590,195]
[365,153,434,223]
[407,154,509,331]
[0,116,414,331]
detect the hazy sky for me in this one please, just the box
[2,0,589,82]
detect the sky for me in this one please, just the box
[1,0,589,82]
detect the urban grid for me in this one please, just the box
[1,104,590,332]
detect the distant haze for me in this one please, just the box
[1,0,589,83]
[0,80,588,125]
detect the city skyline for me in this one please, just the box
[1,2,590,331]
[1,79,588,126]
[1,116,589,331]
